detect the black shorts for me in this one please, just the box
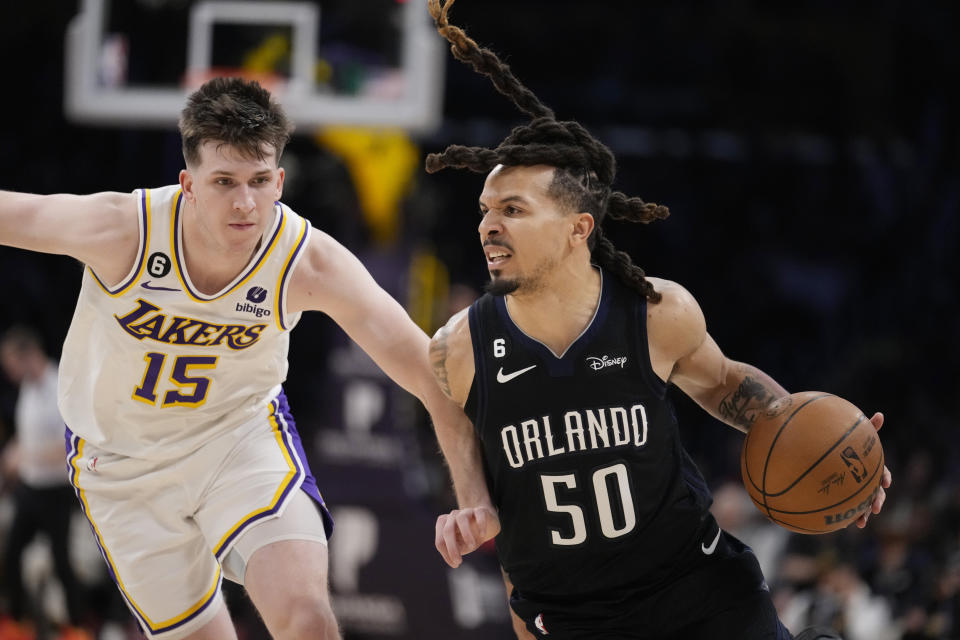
[510,530,793,640]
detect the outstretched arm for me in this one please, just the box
[288,229,451,404]
[647,277,889,526]
[288,231,497,549]
[0,190,140,284]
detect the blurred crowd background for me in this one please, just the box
[0,1,957,639]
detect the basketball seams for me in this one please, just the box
[759,393,833,496]
[761,414,867,498]
[751,456,883,515]
[750,393,832,518]
[747,503,835,534]
[741,392,884,534]
[742,393,831,493]
[750,451,886,534]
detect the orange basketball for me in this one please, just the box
[740,391,884,534]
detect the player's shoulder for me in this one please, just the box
[82,189,141,217]
[78,190,141,242]
[285,226,379,314]
[643,277,706,355]
[644,277,702,319]
[293,226,346,275]
[430,306,475,405]
[144,184,180,199]
[293,225,383,287]
[433,306,473,360]
[78,190,143,241]
[58,190,144,284]
[645,277,697,308]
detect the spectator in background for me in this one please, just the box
[711,481,791,586]
[0,325,91,639]
[820,560,896,640]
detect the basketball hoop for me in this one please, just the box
[65,0,445,132]
[183,68,288,95]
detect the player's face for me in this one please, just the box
[478,164,572,296]
[179,141,285,255]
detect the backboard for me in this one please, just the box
[64,0,445,133]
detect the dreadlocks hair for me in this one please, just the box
[425,0,670,303]
[179,77,294,168]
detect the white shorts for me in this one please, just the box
[66,392,332,639]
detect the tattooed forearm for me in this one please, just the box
[719,376,774,430]
[430,324,453,399]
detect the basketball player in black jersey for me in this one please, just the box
[424,2,892,639]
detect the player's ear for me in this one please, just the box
[275,167,285,200]
[570,212,595,247]
[179,169,194,202]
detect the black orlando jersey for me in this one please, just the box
[465,269,715,599]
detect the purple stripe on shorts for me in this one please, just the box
[63,427,136,627]
[211,401,303,557]
[213,389,333,557]
[148,577,222,635]
[64,425,222,636]
[63,426,83,490]
[275,391,333,537]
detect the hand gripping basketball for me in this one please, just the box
[741,391,891,534]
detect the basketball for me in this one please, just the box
[740,391,884,534]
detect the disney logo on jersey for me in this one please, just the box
[115,299,266,350]
[586,354,628,371]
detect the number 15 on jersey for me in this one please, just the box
[133,352,218,407]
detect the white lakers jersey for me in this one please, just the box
[59,185,312,460]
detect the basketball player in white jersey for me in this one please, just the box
[0,77,490,640]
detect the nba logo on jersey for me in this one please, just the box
[534,613,549,635]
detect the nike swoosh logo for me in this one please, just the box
[701,529,721,555]
[496,365,537,383]
[141,281,181,292]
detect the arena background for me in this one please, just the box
[0,1,957,639]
